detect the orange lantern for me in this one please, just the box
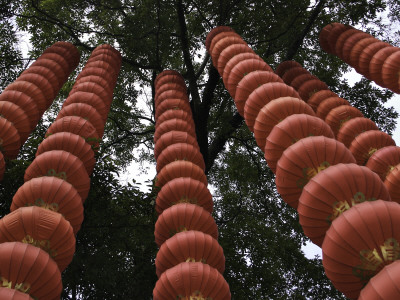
[154,131,199,160]
[155,160,207,188]
[385,163,400,203]
[307,90,338,112]
[11,177,83,234]
[0,101,30,143]
[244,83,301,131]
[368,47,399,86]
[155,177,212,214]
[275,60,303,77]
[265,114,334,173]
[155,109,195,130]
[0,207,75,272]
[281,67,310,85]
[155,90,189,108]
[17,73,55,104]
[222,53,264,87]
[337,117,379,148]
[358,260,400,300]
[0,242,62,300]
[69,82,112,106]
[154,99,192,120]
[275,136,356,208]
[381,51,400,93]
[322,200,400,299]
[0,117,21,159]
[211,36,247,67]
[349,130,396,165]
[316,96,350,120]
[154,119,196,143]
[153,262,231,300]
[217,44,255,75]
[155,143,205,173]
[358,42,390,78]
[154,203,218,247]
[349,37,378,70]
[325,105,364,136]
[253,97,315,150]
[36,132,95,175]
[235,71,283,116]
[155,231,225,277]
[366,146,400,181]
[297,79,329,101]
[298,163,391,246]
[205,26,235,52]
[74,75,113,96]
[63,92,108,121]
[24,150,91,201]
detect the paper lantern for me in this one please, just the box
[155,99,192,120]
[265,114,334,173]
[0,288,33,299]
[0,117,21,159]
[76,67,116,89]
[290,73,318,90]
[253,97,315,150]
[63,91,108,121]
[316,96,350,120]
[297,79,329,101]
[281,67,310,85]
[337,117,379,148]
[307,90,338,112]
[155,90,189,108]
[326,24,354,56]
[155,109,195,130]
[211,36,247,67]
[385,164,400,203]
[155,143,205,173]
[24,150,90,201]
[325,105,364,136]
[17,73,55,103]
[153,262,231,300]
[29,59,65,88]
[244,83,301,131]
[222,53,264,87]
[69,82,112,106]
[334,28,362,59]
[369,47,399,86]
[349,37,378,70]
[0,101,30,143]
[11,177,83,234]
[155,75,185,91]
[359,260,400,300]
[5,81,47,113]
[381,51,400,93]
[56,103,105,138]
[45,116,100,151]
[155,231,225,277]
[366,146,400,181]
[235,71,283,116]
[155,177,212,214]
[298,163,391,246]
[322,200,400,299]
[84,61,118,80]
[319,23,341,54]
[154,119,196,144]
[217,44,255,75]
[275,60,303,77]
[275,136,356,208]
[349,130,396,165]
[0,242,62,300]
[154,203,218,247]
[205,26,236,52]
[340,32,371,63]
[358,42,390,78]
[74,75,113,95]
[0,207,75,271]
[154,131,199,161]
[155,160,207,188]
[209,32,242,60]
[36,132,95,175]
[155,83,187,100]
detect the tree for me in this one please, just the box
[1,0,399,299]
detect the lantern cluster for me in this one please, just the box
[0,44,121,299]
[319,22,400,94]
[207,25,400,299]
[0,42,80,181]
[152,70,231,299]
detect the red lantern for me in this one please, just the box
[298,163,391,246]
[69,82,112,106]
[337,117,379,148]
[155,90,189,108]
[211,36,247,66]
[24,150,91,201]
[63,92,108,122]
[0,288,33,299]
[155,83,187,100]
[358,260,400,300]
[155,99,192,120]
[0,242,62,300]
[281,67,310,85]
[154,119,196,143]
[205,26,236,52]
[265,114,334,174]
[155,177,212,214]
[17,73,55,103]
[209,32,241,58]
[5,81,46,113]
[334,28,362,59]
[217,44,255,75]
[297,79,329,101]
[322,200,400,299]
[325,105,364,136]
[369,47,399,86]
[307,90,338,112]
[381,51,400,93]
[235,71,283,116]
[154,203,218,247]
[155,160,207,188]
[253,97,315,150]
[154,131,199,161]
[340,32,371,63]
[156,143,205,173]
[155,231,225,277]
[275,136,356,208]
[358,42,390,78]
[349,37,378,70]
[290,74,318,90]
[155,110,194,130]
[222,53,264,87]
[349,130,396,165]
[0,207,75,271]
[36,132,95,175]
[21,66,61,94]
[11,177,83,234]
[0,101,30,143]
[153,262,231,300]
[244,83,301,131]
[366,146,400,181]
[275,60,302,77]
[74,75,113,95]
[0,117,21,159]
[385,163,400,203]
[76,67,116,89]
[316,96,350,120]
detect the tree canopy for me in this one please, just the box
[1,0,400,299]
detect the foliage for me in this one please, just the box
[0,0,399,299]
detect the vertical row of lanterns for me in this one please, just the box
[0,44,121,299]
[0,42,80,181]
[206,25,400,299]
[319,22,400,94]
[152,70,231,299]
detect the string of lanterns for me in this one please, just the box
[0,43,121,299]
[152,70,231,299]
[206,25,400,299]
